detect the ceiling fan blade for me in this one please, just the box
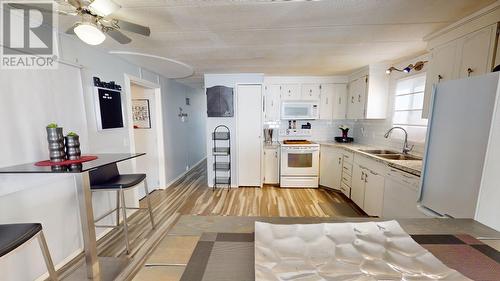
[65,25,76,35]
[112,19,151,36]
[107,29,132,44]
[65,0,82,9]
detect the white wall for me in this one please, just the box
[0,33,206,281]
[352,54,430,155]
[204,74,264,187]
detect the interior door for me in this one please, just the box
[237,84,262,187]
[132,85,159,197]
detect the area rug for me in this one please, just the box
[180,227,500,281]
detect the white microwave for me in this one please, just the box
[281,101,319,120]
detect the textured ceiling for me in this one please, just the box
[58,0,496,86]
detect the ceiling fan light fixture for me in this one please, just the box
[74,22,106,45]
[89,0,121,17]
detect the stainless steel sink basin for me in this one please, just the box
[376,154,422,161]
[360,149,400,155]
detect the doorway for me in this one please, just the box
[125,76,166,198]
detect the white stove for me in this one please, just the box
[280,140,320,188]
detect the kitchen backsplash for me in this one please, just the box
[265,120,355,142]
[352,119,426,156]
[264,119,425,156]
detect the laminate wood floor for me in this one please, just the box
[61,160,364,281]
[130,160,364,281]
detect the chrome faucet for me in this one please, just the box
[384,126,414,154]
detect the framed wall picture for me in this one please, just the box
[132,99,152,129]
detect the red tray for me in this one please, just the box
[35,155,98,166]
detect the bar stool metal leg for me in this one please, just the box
[143,180,156,229]
[36,230,58,281]
[115,190,120,227]
[119,188,131,254]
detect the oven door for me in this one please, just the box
[281,147,319,176]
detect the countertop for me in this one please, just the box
[318,141,423,176]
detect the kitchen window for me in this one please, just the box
[392,74,428,143]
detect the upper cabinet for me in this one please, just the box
[263,77,349,121]
[319,83,347,120]
[347,64,389,120]
[264,85,281,122]
[301,84,321,100]
[422,23,499,117]
[281,84,301,100]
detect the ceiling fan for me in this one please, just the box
[60,0,151,45]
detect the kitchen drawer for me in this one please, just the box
[342,151,353,164]
[340,181,351,197]
[342,174,351,186]
[342,163,352,175]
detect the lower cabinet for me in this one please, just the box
[363,169,385,217]
[351,154,386,216]
[263,146,279,184]
[351,163,366,207]
[319,145,343,190]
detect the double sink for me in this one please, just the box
[360,149,422,161]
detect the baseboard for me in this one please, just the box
[165,157,206,188]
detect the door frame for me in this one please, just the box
[123,74,167,190]
[235,83,263,187]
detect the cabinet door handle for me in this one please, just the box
[338,157,341,164]
[365,173,368,183]
[358,94,361,102]
[361,172,365,181]
[438,74,443,82]
[351,96,354,103]
[467,68,473,77]
[275,151,278,158]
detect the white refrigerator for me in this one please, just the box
[418,72,500,231]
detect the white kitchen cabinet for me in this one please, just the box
[320,84,348,120]
[351,163,366,207]
[281,84,301,100]
[346,63,388,120]
[263,147,279,184]
[332,84,347,120]
[319,145,343,190]
[363,169,385,217]
[347,77,367,119]
[422,41,459,117]
[458,25,497,79]
[351,154,386,215]
[319,84,334,120]
[383,168,426,218]
[301,84,321,100]
[264,85,281,121]
[423,23,499,117]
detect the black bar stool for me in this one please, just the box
[0,223,58,280]
[89,163,155,254]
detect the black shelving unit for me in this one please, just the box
[212,125,231,191]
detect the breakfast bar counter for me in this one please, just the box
[0,153,145,281]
